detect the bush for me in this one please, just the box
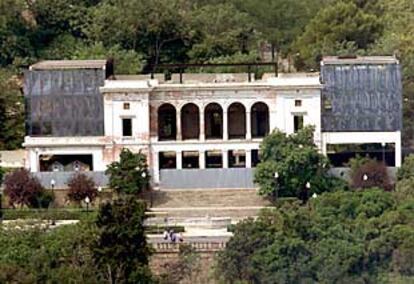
[105,149,150,195]
[397,154,414,181]
[3,168,49,208]
[216,189,414,283]
[2,208,97,221]
[349,157,392,191]
[254,126,334,202]
[67,173,98,205]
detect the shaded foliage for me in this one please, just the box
[105,148,150,195]
[3,168,50,208]
[254,126,341,202]
[349,156,392,191]
[67,172,98,205]
[216,189,414,283]
[93,196,153,283]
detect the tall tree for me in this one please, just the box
[294,1,383,70]
[105,149,150,195]
[93,197,153,283]
[254,126,335,201]
[0,69,24,150]
[187,3,257,61]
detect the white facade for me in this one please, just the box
[24,73,402,186]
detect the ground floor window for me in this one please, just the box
[182,151,199,169]
[206,151,222,168]
[327,143,395,167]
[39,154,93,172]
[159,151,176,169]
[229,150,246,168]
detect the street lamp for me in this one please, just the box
[85,196,90,214]
[363,174,368,181]
[50,179,56,226]
[381,142,386,164]
[273,172,279,201]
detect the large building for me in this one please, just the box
[23,57,402,189]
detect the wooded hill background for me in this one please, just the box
[1,0,413,150]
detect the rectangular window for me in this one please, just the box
[294,115,304,133]
[123,103,130,110]
[229,150,246,168]
[183,151,199,169]
[295,100,302,107]
[206,151,223,168]
[122,118,132,136]
[159,152,176,169]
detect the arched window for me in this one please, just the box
[181,103,200,140]
[228,102,246,139]
[205,103,223,139]
[158,103,176,140]
[251,102,269,138]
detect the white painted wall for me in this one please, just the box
[273,89,322,148]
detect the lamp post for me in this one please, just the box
[97,186,102,206]
[50,179,56,226]
[85,196,90,214]
[273,172,279,202]
[381,142,386,164]
[304,182,311,203]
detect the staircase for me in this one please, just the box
[147,189,271,225]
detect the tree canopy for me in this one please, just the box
[2,0,414,149]
[254,126,339,201]
[216,188,414,283]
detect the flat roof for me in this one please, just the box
[322,56,398,65]
[30,60,107,70]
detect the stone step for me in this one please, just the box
[148,206,267,218]
[149,188,271,209]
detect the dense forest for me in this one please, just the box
[0,0,413,149]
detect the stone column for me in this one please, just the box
[223,111,228,140]
[200,111,205,141]
[395,131,402,167]
[177,151,183,169]
[245,150,252,168]
[199,151,206,169]
[222,150,229,168]
[176,110,182,140]
[246,111,252,140]
[153,151,160,184]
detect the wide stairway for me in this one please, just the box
[147,189,271,228]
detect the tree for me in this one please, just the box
[216,189,414,283]
[233,0,318,59]
[0,69,24,150]
[254,126,334,202]
[294,1,383,70]
[187,3,257,61]
[3,168,48,208]
[92,197,153,283]
[72,42,145,74]
[67,173,98,205]
[349,157,392,191]
[105,149,150,195]
[87,0,191,69]
[0,166,4,186]
[397,154,414,181]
